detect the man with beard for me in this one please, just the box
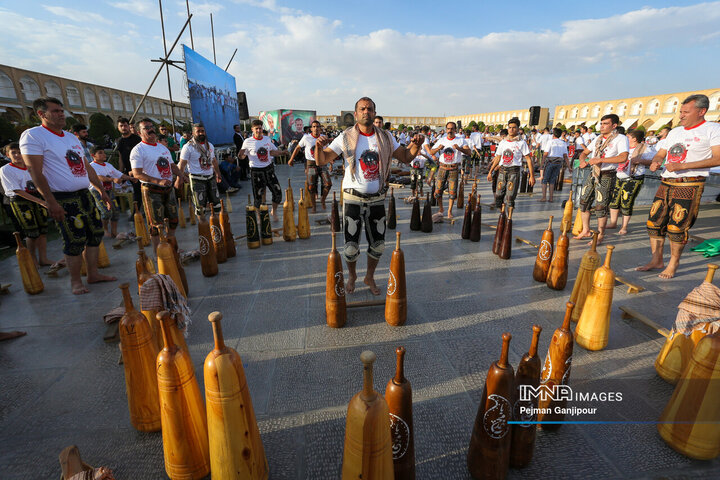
[637,94,720,278]
[71,124,94,163]
[486,118,535,209]
[116,117,142,217]
[178,123,222,215]
[239,120,283,218]
[315,97,423,295]
[21,97,115,295]
[427,122,471,218]
[130,118,186,251]
[288,120,331,212]
[574,114,628,244]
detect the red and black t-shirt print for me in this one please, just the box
[156,156,172,178]
[667,143,687,163]
[257,146,269,163]
[359,149,380,181]
[25,179,38,194]
[443,147,455,163]
[501,148,514,165]
[66,149,86,177]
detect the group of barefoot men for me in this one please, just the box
[3,93,717,296]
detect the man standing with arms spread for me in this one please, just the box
[638,94,720,278]
[178,123,222,215]
[21,97,115,294]
[574,114,628,243]
[116,117,141,218]
[130,119,186,251]
[288,120,331,212]
[427,122,470,219]
[239,120,283,219]
[487,118,535,209]
[315,97,422,295]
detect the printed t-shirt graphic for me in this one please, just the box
[328,129,400,194]
[661,121,720,179]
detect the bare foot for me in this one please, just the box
[72,281,90,295]
[636,260,664,271]
[311,207,317,214]
[538,198,546,202]
[346,273,356,294]
[364,277,381,295]
[658,266,677,279]
[605,223,618,229]
[38,259,54,266]
[573,230,592,240]
[592,234,604,246]
[548,197,554,203]
[87,273,117,284]
[271,214,279,222]
[322,200,327,210]
[617,229,628,235]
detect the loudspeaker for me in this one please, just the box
[529,106,541,126]
[457,120,462,130]
[237,92,249,120]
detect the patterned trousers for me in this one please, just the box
[579,171,616,218]
[647,178,705,244]
[609,176,644,216]
[495,166,520,208]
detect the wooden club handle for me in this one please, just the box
[361,350,376,401]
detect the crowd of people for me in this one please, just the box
[0,93,717,299]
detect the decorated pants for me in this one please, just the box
[434,167,460,200]
[572,166,591,204]
[9,197,48,238]
[54,189,104,256]
[647,178,705,244]
[307,163,332,198]
[579,171,616,218]
[189,175,220,214]
[494,166,520,208]
[609,176,644,216]
[410,167,424,194]
[342,193,386,262]
[141,184,178,235]
[90,188,119,222]
[250,165,282,208]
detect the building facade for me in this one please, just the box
[553,88,720,132]
[447,108,549,130]
[0,64,192,127]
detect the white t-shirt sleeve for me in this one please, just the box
[328,133,346,156]
[390,133,400,152]
[0,166,22,193]
[520,141,530,156]
[615,136,629,155]
[129,146,142,170]
[18,129,45,156]
[179,143,192,162]
[710,124,720,147]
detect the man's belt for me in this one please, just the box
[663,176,706,183]
[343,188,385,201]
[141,182,172,193]
[189,173,214,181]
[439,164,459,170]
[598,170,617,177]
[499,165,520,171]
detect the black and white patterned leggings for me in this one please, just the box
[343,195,386,262]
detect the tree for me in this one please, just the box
[398,123,406,131]
[88,113,115,144]
[477,121,485,131]
[0,117,18,142]
[468,120,478,130]
[64,116,78,130]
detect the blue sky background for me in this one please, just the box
[1,1,719,117]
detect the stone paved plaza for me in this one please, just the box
[1,165,719,479]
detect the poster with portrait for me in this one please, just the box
[183,45,239,145]
[258,110,281,144]
[280,110,317,144]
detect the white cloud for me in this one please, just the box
[230,0,301,15]
[108,0,158,18]
[176,1,224,18]
[44,5,111,24]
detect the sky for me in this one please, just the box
[1,1,719,118]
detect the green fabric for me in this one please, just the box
[167,136,178,162]
[692,239,720,252]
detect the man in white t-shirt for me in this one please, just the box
[315,97,422,295]
[540,128,570,203]
[427,122,471,218]
[288,120,332,212]
[178,123,222,215]
[469,125,483,171]
[130,118,186,250]
[21,96,115,295]
[607,130,655,235]
[575,114,629,243]
[239,120,283,218]
[637,94,720,278]
[486,118,535,209]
